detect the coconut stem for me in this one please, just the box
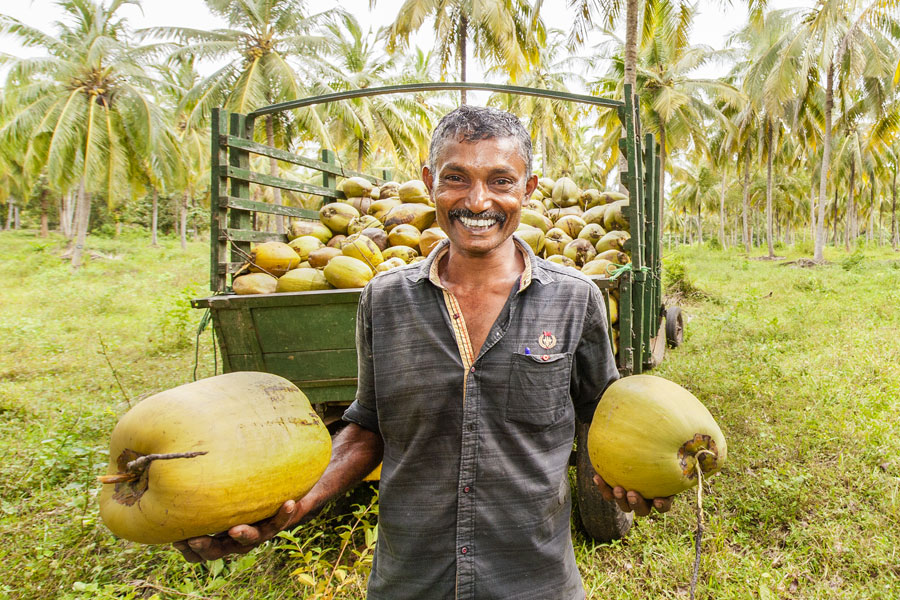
[690,449,715,600]
[98,451,207,484]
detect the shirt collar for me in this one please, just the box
[406,234,553,290]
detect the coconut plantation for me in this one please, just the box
[1,0,899,599]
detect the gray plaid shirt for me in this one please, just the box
[343,237,619,600]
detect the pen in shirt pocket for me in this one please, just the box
[524,347,531,355]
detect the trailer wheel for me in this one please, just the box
[574,421,633,542]
[665,306,684,348]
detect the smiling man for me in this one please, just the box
[175,105,672,599]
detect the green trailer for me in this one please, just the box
[192,82,682,542]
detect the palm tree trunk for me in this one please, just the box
[459,14,468,105]
[60,191,76,238]
[845,159,855,252]
[181,190,189,251]
[39,190,49,237]
[810,186,816,243]
[765,120,774,258]
[624,0,638,88]
[266,115,285,234]
[814,63,834,262]
[71,180,91,269]
[5,200,13,230]
[151,188,159,246]
[892,165,898,250]
[696,203,702,244]
[832,189,838,245]
[718,171,726,249]
[742,151,751,253]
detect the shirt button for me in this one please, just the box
[463,486,471,493]
[461,547,468,555]
[470,366,475,373]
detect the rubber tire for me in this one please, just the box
[665,306,684,348]
[574,421,633,542]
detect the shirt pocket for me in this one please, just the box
[506,352,572,427]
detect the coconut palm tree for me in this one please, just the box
[773,0,898,261]
[592,0,742,221]
[316,14,438,177]
[147,0,344,233]
[0,0,171,267]
[380,0,546,104]
[486,29,587,176]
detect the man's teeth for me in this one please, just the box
[459,216,497,228]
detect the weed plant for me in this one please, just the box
[1,231,899,599]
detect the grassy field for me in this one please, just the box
[1,230,898,599]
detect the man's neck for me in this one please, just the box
[439,239,524,292]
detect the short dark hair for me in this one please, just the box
[428,105,532,175]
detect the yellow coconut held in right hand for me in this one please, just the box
[587,375,726,499]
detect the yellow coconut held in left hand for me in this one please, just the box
[588,375,726,499]
[98,372,332,544]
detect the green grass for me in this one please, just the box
[1,230,899,599]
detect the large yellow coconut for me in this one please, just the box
[324,256,375,289]
[383,245,419,263]
[320,203,360,235]
[387,223,422,249]
[98,372,332,544]
[383,203,436,232]
[398,180,430,203]
[307,246,342,269]
[581,258,615,277]
[289,220,332,244]
[577,223,607,246]
[379,181,400,199]
[516,224,545,255]
[339,176,374,198]
[543,228,573,257]
[360,227,389,252]
[551,177,580,208]
[276,268,333,292]
[546,254,578,269]
[582,204,609,227]
[596,249,629,265]
[232,273,278,295]
[596,230,631,253]
[341,233,384,268]
[347,215,384,236]
[368,198,402,222]
[419,227,448,257]
[520,209,553,233]
[587,375,727,499]
[375,257,408,273]
[537,177,555,198]
[287,236,325,262]
[248,242,301,277]
[603,200,630,232]
[563,238,597,266]
[343,196,373,216]
[555,215,587,239]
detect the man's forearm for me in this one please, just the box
[295,423,384,523]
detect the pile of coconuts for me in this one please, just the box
[233,175,632,347]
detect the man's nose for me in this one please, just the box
[465,180,491,213]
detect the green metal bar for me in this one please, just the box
[228,113,253,289]
[210,108,229,292]
[222,165,343,199]
[220,135,386,184]
[220,195,319,220]
[219,228,288,244]
[618,273,633,374]
[643,133,659,368]
[248,83,623,118]
[321,149,337,202]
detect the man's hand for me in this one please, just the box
[173,498,308,563]
[593,475,674,517]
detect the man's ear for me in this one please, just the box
[523,174,538,203]
[422,165,434,194]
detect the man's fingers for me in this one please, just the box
[653,496,674,513]
[626,490,652,516]
[173,541,204,563]
[593,475,615,502]
[612,486,633,513]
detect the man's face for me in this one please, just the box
[423,136,538,258]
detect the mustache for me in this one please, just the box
[448,208,507,223]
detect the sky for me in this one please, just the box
[0,0,814,89]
